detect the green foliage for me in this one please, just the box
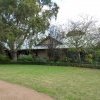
[17,55,48,64]
[0,54,10,63]
[94,50,100,63]
[85,54,93,63]
[17,55,33,62]
[66,49,81,63]
[0,0,58,61]
[34,57,48,63]
[0,0,58,43]
[64,57,72,63]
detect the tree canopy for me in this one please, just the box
[0,0,58,61]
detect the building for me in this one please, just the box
[18,36,67,61]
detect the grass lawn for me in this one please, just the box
[0,65,100,100]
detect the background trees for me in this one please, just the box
[0,0,58,61]
[66,17,97,48]
[64,16,99,63]
[0,0,99,65]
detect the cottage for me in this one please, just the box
[18,35,67,61]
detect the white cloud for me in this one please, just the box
[51,0,100,25]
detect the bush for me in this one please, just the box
[66,49,82,63]
[85,54,93,63]
[94,50,100,64]
[34,57,48,63]
[17,55,49,64]
[0,54,10,63]
[17,55,33,63]
[64,57,72,63]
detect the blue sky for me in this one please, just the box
[52,0,100,25]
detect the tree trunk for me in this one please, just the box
[76,48,81,63]
[78,52,81,63]
[11,50,17,62]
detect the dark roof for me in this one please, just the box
[67,30,85,37]
[37,36,62,46]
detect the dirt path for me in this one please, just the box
[0,80,53,100]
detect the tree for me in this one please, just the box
[67,16,97,48]
[0,0,58,61]
[47,25,65,61]
[66,16,98,62]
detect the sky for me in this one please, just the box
[51,0,100,25]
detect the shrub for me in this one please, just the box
[64,57,72,63]
[17,55,48,64]
[34,57,48,63]
[0,54,10,63]
[85,54,93,63]
[95,50,100,63]
[17,55,33,63]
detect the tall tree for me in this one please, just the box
[0,0,58,61]
[66,16,97,49]
[47,25,65,61]
[66,16,97,62]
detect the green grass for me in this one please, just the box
[0,65,100,100]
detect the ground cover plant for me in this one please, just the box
[0,65,100,100]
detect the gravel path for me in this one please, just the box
[0,80,53,100]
